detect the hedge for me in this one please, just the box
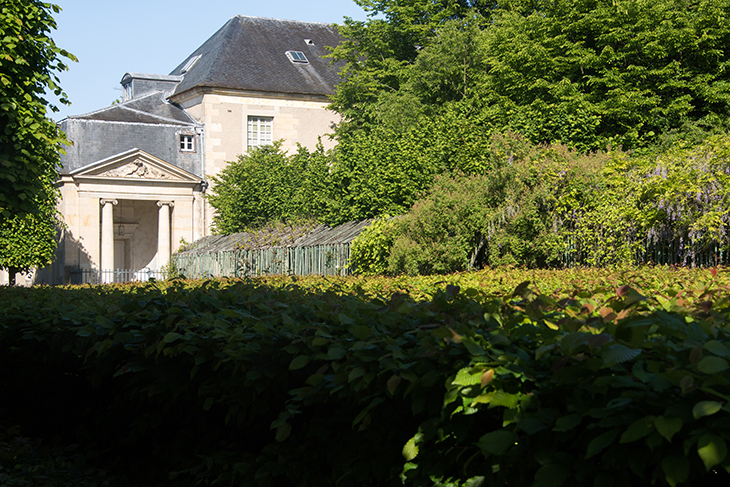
[1,269,730,486]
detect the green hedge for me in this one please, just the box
[1,272,730,486]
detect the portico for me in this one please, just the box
[45,149,204,284]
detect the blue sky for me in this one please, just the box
[48,0,371,121]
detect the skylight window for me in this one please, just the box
[286,51,309,64]
[181,55,201,73]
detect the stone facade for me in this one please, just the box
[12,15,342,286]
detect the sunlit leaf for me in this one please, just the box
[693,401,722,419]
[697,434,728,471]
[481,369,495,388]
[402,436,419,461]
[453,367,482,386]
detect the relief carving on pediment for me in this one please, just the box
[100,160,175,180]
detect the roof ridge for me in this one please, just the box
[117,103,194,125]
[233,14,336,26]
[199,17,246,88]
[68,91,161,118]
[169,16,238,80]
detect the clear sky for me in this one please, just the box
[48,0,371,121]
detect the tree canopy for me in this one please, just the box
[0,1,74,276]
[330,0,730,151]
[206,142,334,233]
[0,0,74,218]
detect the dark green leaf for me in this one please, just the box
[662,455,689,487]
[655,416,682,442]
[289,355,310,370]
[478,430,518,455]
[585,429,620,459]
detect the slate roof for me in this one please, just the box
[70,92,196,125]
[169,16,342,98]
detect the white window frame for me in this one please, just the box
[285,50,309,64]
[247,116,273,148]
[180,134,195,152]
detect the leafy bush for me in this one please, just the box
[405,274,730,487]
[570,134,730,266]
[348,216,398,275]
[3,268,730,486]
[363,133,730,275]
[384,144,607,274]
[0,425,114,486]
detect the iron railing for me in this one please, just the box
[67,268,166,285]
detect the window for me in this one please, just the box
[180,134,195,151]
[285,50,309,64]
[247,116,273,148]
[181,55,201,73]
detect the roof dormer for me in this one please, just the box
[121,73,183,101]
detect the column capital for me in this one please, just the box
[157,200,175,208]
[100,198,118,206]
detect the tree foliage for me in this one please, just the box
[0,0,75,218]
[351,140,608,275]
[209,0,730,251]
[3,270,730,485]
[0,1,73,275]
[0,172,61,274]
[206,142,334,233]
[328,0,492,132]
[331,0,730,151]
[353,134,730,275]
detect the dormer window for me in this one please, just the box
[180,134,195,152]
[286,51,309,64]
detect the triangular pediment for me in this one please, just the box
[70,148,199,183]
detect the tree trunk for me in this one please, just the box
[8,266,18,286]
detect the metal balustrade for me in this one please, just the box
[67,268,166,285]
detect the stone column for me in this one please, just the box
[193,191,201,241]
[157,201,174,269]
[100,199,117,283]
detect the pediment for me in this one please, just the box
[70,148,199,183]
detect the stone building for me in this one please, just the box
[9,15,342,285]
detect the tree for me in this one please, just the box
[0,173,61,280]
[0,1,75,217]
[473,0,730,150]
[328,0,491,133]
[0,1,74,280]
[331,0,730,151]
[206,142,335,233]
